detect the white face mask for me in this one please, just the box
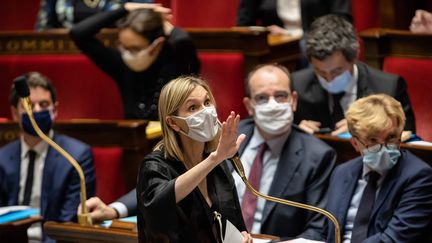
[173,106,220,142]
[121,39,162,72]
[253,99,293,136]
[317,70,352,94]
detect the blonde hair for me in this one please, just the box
[156,76,220,162]
[346,94,405,139]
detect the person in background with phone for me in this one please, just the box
[291,15,415,136]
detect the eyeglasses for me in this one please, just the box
[252,91,290,105]
[354,136,401,153]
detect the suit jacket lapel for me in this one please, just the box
[8,143,21,205]
[40,134,60,216]
[337,159,363,230]
[356,62,373,98]
[261,132,302,223]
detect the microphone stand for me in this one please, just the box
[20,96,93,226]
[231,156,340,243]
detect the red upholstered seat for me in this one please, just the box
[0,54,123,120]
[171,0,239,27]
[351,0,380,32]
[198,52,248,120]
[92,147,126,203]
[383,57,432,142]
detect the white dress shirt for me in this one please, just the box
[232,126,290,233]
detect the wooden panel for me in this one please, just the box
[359,28,432,69]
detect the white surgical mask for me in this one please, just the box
[174,106,220,142]
[317,70,352,94]
[362,145,401,174]
[254,99,293,136]
[121,39,162,72]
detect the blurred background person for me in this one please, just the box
[292,14,415,136]
[36,0,154,30]
[236,0,351,37]
[70,2,200,120]
[136,76,251,242]
[410,9,432,33]
[0,72,96,242]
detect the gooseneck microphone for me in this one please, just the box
[14,76,93,226]
[231,155,341,243]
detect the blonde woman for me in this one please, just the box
[136,76,252,243]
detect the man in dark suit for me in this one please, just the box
[0,72,96,242]
[231,64,336,240]
[292,15,416,136]
[326,94,432,242]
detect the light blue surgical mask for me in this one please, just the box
[362,145,401,174]
[317,70,352,94]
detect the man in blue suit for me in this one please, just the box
[232,64,336,240]
[326,94,432,242]
[0,72,96,242]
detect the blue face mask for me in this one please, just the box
[317,70,352,94]
[21,110,54,137]
[362,145,401,174]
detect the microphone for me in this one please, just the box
[13,76,93,226]
[231,155,341,243]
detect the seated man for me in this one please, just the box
[232,64,336,240]
[0,72,96,242]
[326,94,432,242]
[292,14,416,136]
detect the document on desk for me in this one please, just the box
[224,219,271,243]
[0,206,39,224]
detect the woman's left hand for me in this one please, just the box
[241,231,253,243]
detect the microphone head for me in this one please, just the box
[13,76,30,98]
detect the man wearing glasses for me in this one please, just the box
[325,94,432,242]
[231,64,337,240]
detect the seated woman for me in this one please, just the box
[136,76,252,242]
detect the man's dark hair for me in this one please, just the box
[305,14,359,62]
[9,72,57,107]
[244,63,291,97]
[117,8,165,43]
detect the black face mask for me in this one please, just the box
[21,110,53,136]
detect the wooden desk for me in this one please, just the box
[359,28,432,69]
[0,216,42,242]
[44,221,137,243]
[316,134,432,165]
[0,27,301,73]
[0,120,160,191]
[45,221,278,243]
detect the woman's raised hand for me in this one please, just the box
[212,111,246,162]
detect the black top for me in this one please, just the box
[236,0,352,31]
[136,149,246,243]
[70,7,200,120]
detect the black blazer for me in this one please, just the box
[326,150,432,242]
[291,62,416,132]
[236,0,352,31]
[237,118,336,240]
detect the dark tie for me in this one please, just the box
[331,92,345,125]
[241,143,268,231]
[22,150,36,205]
[352,171,380,243]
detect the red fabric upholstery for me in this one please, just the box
[0,0,40,30]
[383,57,432,141]
[351,0,380,32]
[0,54,124,120]
[171,0,239,27]
[198,52,247,120]
[92,147,126,203]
